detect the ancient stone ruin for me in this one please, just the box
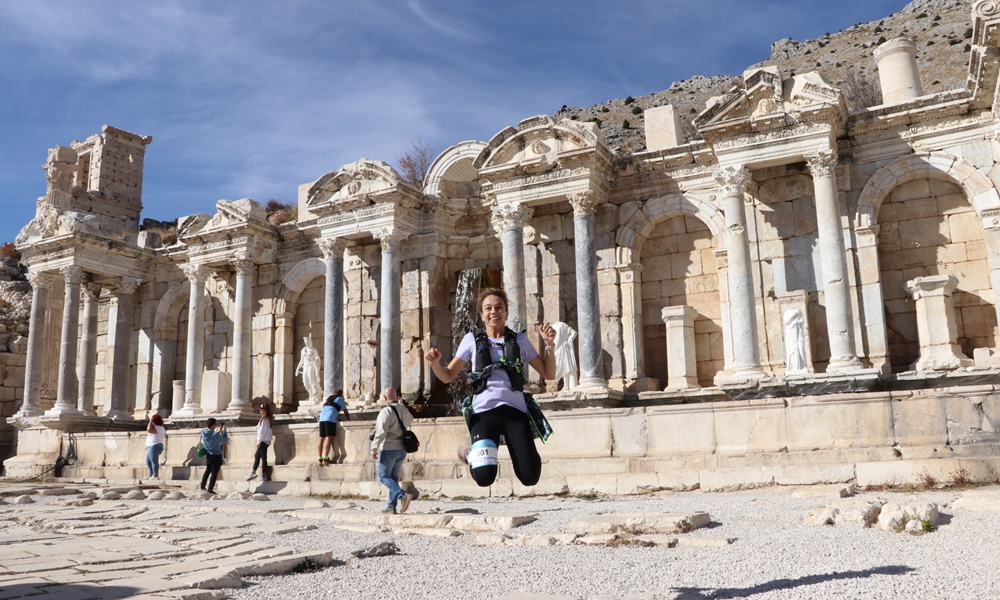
[4,2,1000,496]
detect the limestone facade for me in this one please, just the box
[7,3,1000,488]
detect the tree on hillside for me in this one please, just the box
[397,139,434,187]
[841,67,882,111]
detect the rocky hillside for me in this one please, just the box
[555,0,974,153]
[0,257,28,351]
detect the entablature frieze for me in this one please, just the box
[710,123,835,170]
[315,203,423,241]
[183,234,278,267]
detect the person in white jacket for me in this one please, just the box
[369,387,415,513]
[247,403,274,482]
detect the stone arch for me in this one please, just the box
[150,280,192,414]
[617,194,726,388]
[855,152,1000,371]
[274,257,326,409]
[856,152,1000,229]
[617,194,725,251]
[424,141,486,199]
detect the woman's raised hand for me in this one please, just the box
[539,323,556,346]
[424,347,442,364]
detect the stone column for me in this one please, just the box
[714,166,764,379]
[661,305,699,390]
[177,264,208,416]
[77,282,100,414]
[228,257,255,412]
[319,237,346,398]
[491,203,533,333]
[906,275,972,371]
[807,151,861,372]
[16,271,54,418]
[107,275,142,420]
[569,191,607,388]
[616,248,658,391]
[376,227,402,390]
[873,38,922,105]
[47,266,84,416]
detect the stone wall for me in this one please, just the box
[879,178,995,372]
[0,350,25,466]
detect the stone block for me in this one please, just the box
[785,393,894,452]
[713,398,787,455]
[644,104,685,152]
[892,393,948,447]
[647,403,716,455]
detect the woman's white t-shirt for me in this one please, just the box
[146,425,165,447]
[456,331,539,414]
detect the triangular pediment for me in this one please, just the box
[475,116,606,175]
[306,159,420,211]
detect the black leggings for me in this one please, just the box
[252,442,269,472]
[469,404,541,487]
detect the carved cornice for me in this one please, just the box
[569,191,600,217]
[713,166,750,198]
[490,203,533,233]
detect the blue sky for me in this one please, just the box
[0,0,913,246]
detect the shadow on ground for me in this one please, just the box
[672,565,917,599]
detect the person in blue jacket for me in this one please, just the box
[318,390,350,465]
[199,418,227,494]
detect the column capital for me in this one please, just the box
[230,257,256,277]
[490,203,533,233]
[26,271,55,290]
[375,227,402,253]
[81,282,102,300]
[713,165,750,197]
[182,263,208,283]
[117,275,142,295]
[317,237,347,259]
[806,150,837,179]
[569,191,600,217]
[59,265,84,285]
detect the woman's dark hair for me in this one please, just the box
[477,288,508,313]
[333,388,343,398]
[150,414,164,426]
[324,395,337,406]
[260,403,275,426]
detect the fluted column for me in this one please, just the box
[491,203,533,333]
[228,257,255,412]
[376,227,402,390]
[107,275,141,419]
[319,237,346,398]
[714,166,764,378]
[77,282,100,414]
[178,264,208,415]
[47,266,84,416]
[807,151,861,372]
[16,271,54,418]
[569,192,607,387]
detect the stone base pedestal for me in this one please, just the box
[38,413,146,433]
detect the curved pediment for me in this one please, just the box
[306,158,417,210]
[424,141,486,200]
[474,115,606,173]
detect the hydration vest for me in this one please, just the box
[469,327,525,395]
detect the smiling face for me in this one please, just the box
[479,294,508,333]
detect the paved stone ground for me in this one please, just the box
[0,482,716,599]
[3,482,1000,599]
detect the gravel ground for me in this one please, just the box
[219,485,1000,600]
